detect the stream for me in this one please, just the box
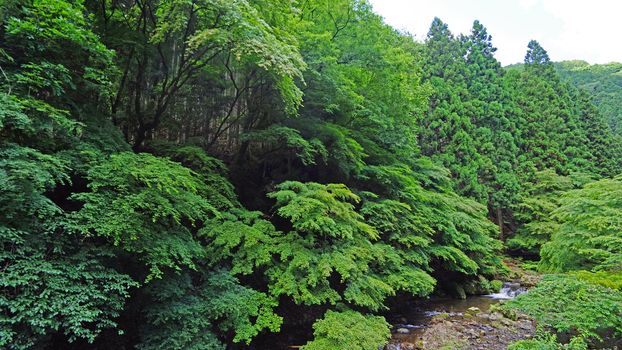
[385,282,528,347]
[257,282,620,349]
[385,282,622,350]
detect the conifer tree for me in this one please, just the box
[419,18,487,201]
[462,20,521,238]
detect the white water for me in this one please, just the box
[485,282,527,299]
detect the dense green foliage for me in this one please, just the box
[569,270,622,291]
[302,310,390,350]
[508,329,587,350]
[507,170,588,255]
[2,0,622,348]
[504,275,622,341]
[540,176,622,272]
[556,61,622,135]
[137,269,281,350]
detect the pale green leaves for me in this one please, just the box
[69,152,219,279]
[540,177,622,272]
[149,0,305,114]
[269,181,376,239]
[201,208,278,275]
[504,275,622,341]
[302,310,390,350]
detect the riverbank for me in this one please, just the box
[385,259,540,349]
[388,307,535,350]
[386,293,536,350]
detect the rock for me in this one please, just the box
[487,312,503,321]
[481,325,494,332]
[500,318,514,327]
[490,320,503,329]
[465,328,479,339]
[455,285,467,299]
[401,343,417,350]
[430,313,450,324]
[466,306,481,316]
[385,342,416,350]
[396,327,410,334]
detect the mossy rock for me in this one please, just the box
[465,307,481,317]
[431,313,450,323]
[500,307,518,321]
[455,285,467,299]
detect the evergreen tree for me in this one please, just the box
[419,18,487,201]
[556,60,622,136]
[462,20,522,239]
[525,40,552,66]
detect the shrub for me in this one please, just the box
[503,274,622,340]
[302,310,390,350]
[570,270,622,291]
[509,330,587,350]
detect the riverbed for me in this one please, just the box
[385,283,527,348]
[384,281,622,350]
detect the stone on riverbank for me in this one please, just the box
[387,310,535,350]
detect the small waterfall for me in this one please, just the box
[486,282,527,299]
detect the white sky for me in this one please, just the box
[368,0,622,65]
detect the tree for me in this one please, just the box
[555,60,622,136]
[418,18,487,202]
[462,20,522,239]
[4,0,620,348]
[89,0,305,149]
[525,40,552,66]
[205,181,435,311]
[504,274,622,341]
[540,176,622,272]
[137,269,280,350]
[507,170,586,256]
[506,41,599,175]
[0,1,135,347]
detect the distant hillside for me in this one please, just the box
[555,61,622,135]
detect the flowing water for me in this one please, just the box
[386,282,527,346]
[253,282,620,349]
[386,282,622,349]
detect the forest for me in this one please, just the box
[0,0,621,349]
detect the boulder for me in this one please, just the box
[465,306,481,316]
